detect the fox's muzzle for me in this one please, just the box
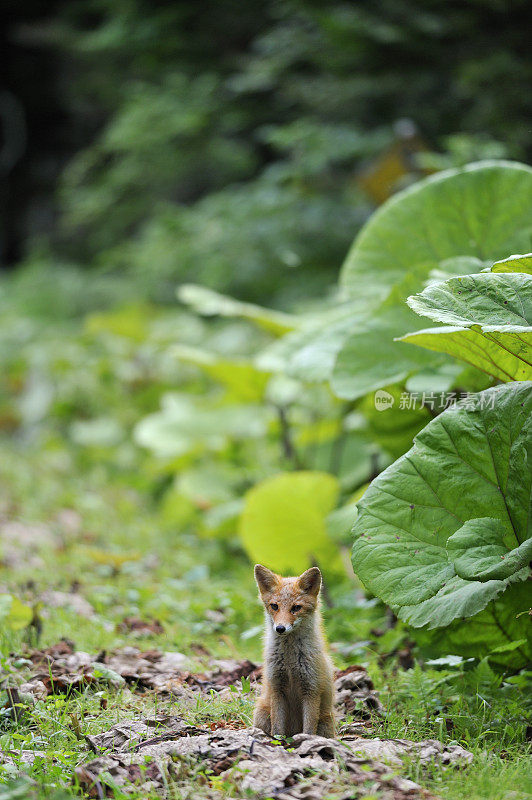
[273,621,292,634]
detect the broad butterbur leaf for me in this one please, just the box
[352,383,531,646]
[406,273,532,328]
[341,162,532,297]
[490,253,532,275]
[400,272,532,381]
[333,162,532,397]
[399,326,532,382]
[446,518,532,582]
[331,308,443,399]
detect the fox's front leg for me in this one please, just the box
[253,696,271,735]
[270,690,289,737]
[316,711,335,738]
[317,687,335,738]
[302,693,320,735]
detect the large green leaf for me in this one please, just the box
[407,273,532,328]
[331,308,445,399]
[341,162,532,295]
[331,284,470,401]
[446,518,532,581]
[490,253,532,275]
[415,580,531,669]
[399,327,532,382]
[256,301,360,381]
[178,284,297,335]
[332,162,532,398]
[399,272,532,382]
[239,471,340,576]
[351,383,531,638]
[134,393,270,457]
[171,344,269,401]
[258,276,437,388]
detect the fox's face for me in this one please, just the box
[254,564,321,635]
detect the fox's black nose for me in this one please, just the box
[275,625,286,633]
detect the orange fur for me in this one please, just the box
[253,564,335,738]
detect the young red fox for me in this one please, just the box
[253,564,335,738]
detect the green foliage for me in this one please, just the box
[341,161,532,298]
[352,383,531,666]
[377,657,532,749]
[0,596,32,632]
[332,307,442,400]
[357,385,431,460]
[401,272,532,381]
[2,6,532,794]
[171,345,269,403]
[60,72,257,256]
[178,285,297,335]
[331,161,532,398]
[15,0,530,304]
[252,162,532,401]
[400,326,532,382]
[447,519,532,582]
[4,161,532,675]
[490,252,532,275]
[135,393,271,459]
[256,300,359,383]
[407,273,532,328]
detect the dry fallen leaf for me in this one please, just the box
[3,643,382,725]
[117,617,165,636]
[76,720,472,799]
[334,664,384,717]
[2,643,474,798]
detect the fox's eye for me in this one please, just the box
[270,603,278,611]
[291,605,302,613]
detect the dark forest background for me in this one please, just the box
[2,0,531,306]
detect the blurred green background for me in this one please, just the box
[0,0,530,656]
[1,9,532,794]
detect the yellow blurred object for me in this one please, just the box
[82,547,141,568]
[357,121,432,204]
[85,304,152,341]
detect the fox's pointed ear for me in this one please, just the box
[298,566,321,597]
[254,564,278,593]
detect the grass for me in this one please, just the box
[1,426,530,800]
[372,664,532,800]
